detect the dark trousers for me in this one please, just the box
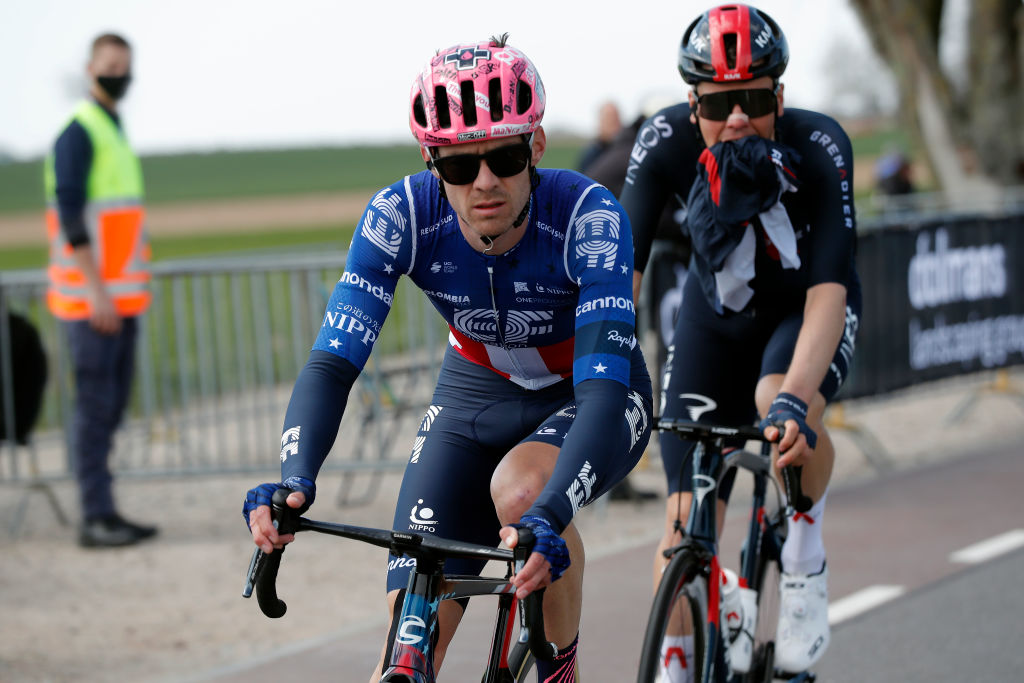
[64,317,138,521]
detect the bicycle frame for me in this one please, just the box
[384,559,522,682]
[657,419,798,683]
[730,447,786,596]
[676,436,731,682]
[244,491,554,683]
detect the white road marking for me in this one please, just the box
[828,585,905,625]
[949,529,1024,564]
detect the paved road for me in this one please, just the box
[817,549,1024,682]
[202,443,1024,682]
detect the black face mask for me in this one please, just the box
[97,74,132,100]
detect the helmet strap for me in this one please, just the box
[511,166,538,228]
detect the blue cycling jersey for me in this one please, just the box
[279,167,652,533]
[313,168,639,389]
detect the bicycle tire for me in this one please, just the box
[741,514,786,683]
[637,549,710,683]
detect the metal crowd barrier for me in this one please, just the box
[0,253,445,501]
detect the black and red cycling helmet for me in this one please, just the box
[678,4,788,85]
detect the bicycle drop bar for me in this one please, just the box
[766,420,814,514]
[242,490,558,661]
[512,527,558,662]
[242,488,300,618]
[656,417,813,513]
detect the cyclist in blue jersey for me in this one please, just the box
[244,34,652,681]
[621,5,860,678]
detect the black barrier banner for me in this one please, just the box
[841,212,1024,399]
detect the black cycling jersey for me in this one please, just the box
[620,104,862,498]
[621,105,859,313]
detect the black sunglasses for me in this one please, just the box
[695,88,778,121]
[431,142,532,185]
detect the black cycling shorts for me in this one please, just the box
[660,275,860,496]
[386,347,652,592]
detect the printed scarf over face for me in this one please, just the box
[685,135,801,313]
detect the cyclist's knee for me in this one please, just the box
[490,444,557,523]
[754,374,784,414]
[490,465,546,523]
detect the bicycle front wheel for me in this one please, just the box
[637,549,712,683]
[742,516,786,683]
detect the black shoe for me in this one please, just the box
[79,514,159,548]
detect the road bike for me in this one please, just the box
[244,488,554,682]
[636,419,816,683]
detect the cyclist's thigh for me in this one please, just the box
[387,350,573,591]
[387,406,502,591]
[760,289,861,402]
[520,384,653,503]
[660,277,764,496]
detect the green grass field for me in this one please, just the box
[0,121,911,214]
[0,120,914,271]
[0,140,588,214]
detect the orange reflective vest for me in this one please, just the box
[44,100,150,320]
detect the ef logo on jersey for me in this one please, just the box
[361,189,406,258]
[574,209,621,271]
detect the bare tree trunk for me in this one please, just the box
[848,0,1020,204]
[966,0,1024,183]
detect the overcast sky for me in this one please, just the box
[1,0,881,160]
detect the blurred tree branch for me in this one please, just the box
[848,0,1022,200]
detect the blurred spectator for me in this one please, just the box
[44,33,157,548]
[577,101,622,172]
[875,151,915,196]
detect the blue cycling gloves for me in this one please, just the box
[243,475,316,528]
[513,515,571,581]
[759,392,817,449]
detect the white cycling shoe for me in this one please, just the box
[775,564,830,672]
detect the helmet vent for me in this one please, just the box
[489,78,504,122]
[723,34,737,69]
[460,81,477,127]
[412,94,428,128]
[515,80,532,116]
[434,86,451,129]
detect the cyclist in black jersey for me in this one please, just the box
[620,5,860,678]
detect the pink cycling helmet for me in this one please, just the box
[409,35,546,147]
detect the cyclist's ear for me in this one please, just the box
[420,145,439,177]
[530,127,547,167]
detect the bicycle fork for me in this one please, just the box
[381,572,440,683]
[686,440,731,682]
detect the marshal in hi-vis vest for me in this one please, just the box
[44,100,150,320]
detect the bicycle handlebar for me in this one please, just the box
[243,490,558,660]
[656,417,813,514]
[512,527,557,662]
[242,488,299,618]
